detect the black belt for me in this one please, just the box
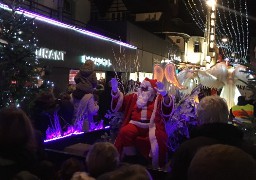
[137,120,150,123]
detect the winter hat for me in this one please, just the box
[34,91,56,110]
[142,77,157,89]
[188,144,256,180]
[80,60,95,72]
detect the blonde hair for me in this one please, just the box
[196,95,229,125]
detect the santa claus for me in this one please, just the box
[110,77,173,169]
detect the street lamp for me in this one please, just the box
[221,37,228,43]
[206,0,216,8]
[204,0,217,68]
[218,36,229,62]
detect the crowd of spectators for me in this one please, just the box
[1,82,256,180]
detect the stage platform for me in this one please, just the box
[43,128,168,179]
[44,128,109,150]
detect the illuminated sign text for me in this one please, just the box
[36,48,65,61]
[81,55,112,67]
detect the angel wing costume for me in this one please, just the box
[153,62,250,109]
[177,62,250,109]
[154,63,186,89]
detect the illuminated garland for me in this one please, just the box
[184,0,205,31]
[183,0,249,62]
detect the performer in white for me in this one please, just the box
[175,62,251,109]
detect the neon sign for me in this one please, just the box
[0,3,137,50]
[81,55,112,67]
[35,47,65,61]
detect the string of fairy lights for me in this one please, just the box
[183,0,249,63]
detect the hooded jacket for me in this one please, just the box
[73,60,97,99]
[169,123,256,180]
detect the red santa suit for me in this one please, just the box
[111,79,173,168]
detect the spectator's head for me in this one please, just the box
[0,107,36,150]
[13,171,40,180]
[188,144,256,180]
[58,158,85,180]
[80,60,95,72]
[71,172,95,180]
[196,95,229,125]
[86,142,120,178]
[97,164,153,180]
[34,91,56,111]
[237,96,247,106]
[78,60,97,91]
[58,92,72,101]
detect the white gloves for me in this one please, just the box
[110,78,118,93]
[155,81,167,97]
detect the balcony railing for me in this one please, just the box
[15,0,122,41]
[19,0,86,29]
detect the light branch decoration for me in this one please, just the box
[111,44,140,94]
[184,0,249,63]
[165,85,201,151]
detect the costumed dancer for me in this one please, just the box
[71,60,99,132]
[110,77,174,169]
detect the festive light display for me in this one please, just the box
[0,3,137,50]
[184,0,249,63]
[0,3,40,108]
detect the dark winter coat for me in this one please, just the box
[168,123,256,180]
[0,147,38,179]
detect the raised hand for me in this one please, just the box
[155,81,167,97]
[110,78,118,93]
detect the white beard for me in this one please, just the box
[136,88,155,108]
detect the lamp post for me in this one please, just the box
[219,36,228,62]
[204,0,217,68]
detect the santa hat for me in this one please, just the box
[142,77,157,89]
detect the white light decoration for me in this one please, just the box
[161,55,181,64]
[206,0,217,7]
[129,72,153,82]
[96,72,105,80]
[35,47,65,61]
[0,3,137,50]
[184,0,249,62]
[81,55,112,67]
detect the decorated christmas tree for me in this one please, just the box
[0,3,40,108]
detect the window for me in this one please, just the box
[117,12,121,20]
[194,42,200,52]
[112,13,115,20]
[63,0,71,12]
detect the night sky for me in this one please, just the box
[247,1,256,36]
